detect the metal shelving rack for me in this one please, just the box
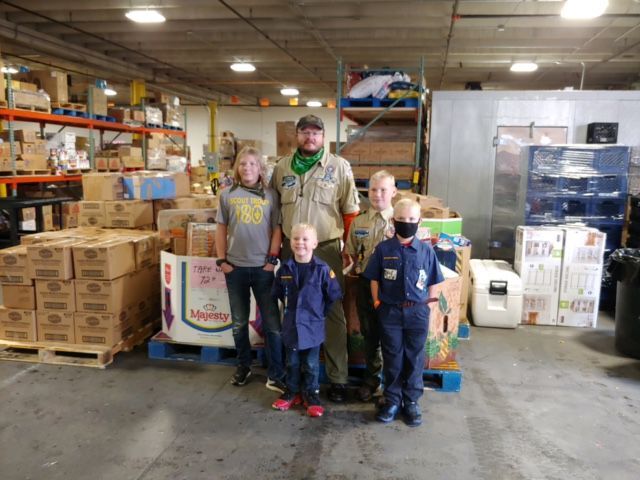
[335,57,427,191]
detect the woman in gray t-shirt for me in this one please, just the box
[215,147,286,393]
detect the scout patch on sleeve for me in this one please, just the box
[383,268,397,280]
[282,175,297,189]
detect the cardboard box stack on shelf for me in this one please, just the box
[0,227,161,346]
[69,84,108,116]
[0,129,48,171]
[79,171,192,229]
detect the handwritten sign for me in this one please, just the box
[189,258,227,290]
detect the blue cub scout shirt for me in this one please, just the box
[363,236,444,306]
[272,256,343,350]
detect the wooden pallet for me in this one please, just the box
[65,168,92,174]
[0,169,53,177]
[12,103,51,113]
[51,102,86,112]
[0,321,158,369]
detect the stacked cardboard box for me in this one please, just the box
[0,130,48,171]
[515,226,564,326]
[0,228,160,346]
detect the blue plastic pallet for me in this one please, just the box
[52,108,89,118]
[319,361,462,392]
[340,97,420,109]
[162,124,184,131]
[148,335,266,366]
[458,322,470,340]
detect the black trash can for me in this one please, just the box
[608,249,640,358]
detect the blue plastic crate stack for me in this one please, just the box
[525,145,630,307]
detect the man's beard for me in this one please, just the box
[299,145,321,157]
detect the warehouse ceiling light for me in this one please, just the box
[125,9,166,23]
[510,62,539,72]
[230,62,255,72]
[280,87,299,96]
[306,100,322,107]
[561,0,608,19]
[1,65,18,74]
[104,88,117,96]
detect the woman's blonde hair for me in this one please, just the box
[233,146,267,187]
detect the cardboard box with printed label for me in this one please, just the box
[104,200,153,228]
[426,267,462,369]
[18,153,48,170]
[1,284,36,309]
[370,142,415,165]
[123,172,190,200]
[0,308,37,341]
[82,173,124,201]
[35,279,75,312]
[104,230,158,268]
[153,195,218,219]
[557,226,606,328]
[351,165,370,179]
[74,309,134,347]
[78,201,106,227]
[27,239,81,280]
[36,311,75,343]
[157,209,217,240]
[72,238,136,280]
[514,226,564,326]
[0,245,32,285]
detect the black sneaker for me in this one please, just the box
[403,401,422,427]
[357,383,378,402]
[375,402,399,423]
[231,366,251,386]
[265,378,287,394]
[327,383,347,403]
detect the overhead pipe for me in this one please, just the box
[439,0,460,89]
[580,62,586,90]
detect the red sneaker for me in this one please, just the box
[272,391,302,411]
[303,391,324,418]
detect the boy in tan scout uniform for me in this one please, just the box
[270,114,360,402]
[344,170,397,401]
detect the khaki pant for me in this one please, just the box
[281,238,348,384]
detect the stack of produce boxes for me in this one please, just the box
[0,228,161,347]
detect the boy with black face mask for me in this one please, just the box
[363,198,444,427]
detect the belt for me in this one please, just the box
[399,301,417,308]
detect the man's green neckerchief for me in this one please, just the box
[291,147,324,175]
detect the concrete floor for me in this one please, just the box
[1,312,639,480]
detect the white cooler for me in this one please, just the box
[470,259,523,328]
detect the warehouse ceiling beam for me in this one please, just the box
[0,16,235,103]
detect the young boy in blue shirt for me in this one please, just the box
[363,199,444,427]
[272,223,343,417]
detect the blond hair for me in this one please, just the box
[393,198,420,216]
[291,222,317,237]
[233,146,267,187]
[369,169,395,185]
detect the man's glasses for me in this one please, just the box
[297,130,323,138]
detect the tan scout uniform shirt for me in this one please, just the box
[271,150,360,242]
[345,206,395,273]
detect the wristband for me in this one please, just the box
[266,255,279,266]
[373,300,381,309]
[216,258,228,267]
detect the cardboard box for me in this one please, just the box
[0,308,37,341]
[557,226,606,328]
[74,310,134,347]
[426,267,462,369]
[36,311,75,343]
[161,252,263,346]
[118,146,142,158]
[82,172,124,201]
[157,209,218,240]
[120,156,145,168]
[74,275,128,314]
[18,153,48,170]
[0,130,37,143]
[370,142,415,165]
[421,206,450,219]
[351,165,370,179]
[78,201,106,227]
[108,107,130,123]
[0,245,31,285]
[386,165,413,180]
[1,285,36,309]
[153,196,218,219]
[29,70,68,103]
[35,279,75,312]
[123,172,190,200]
[514,226,564,326]
[90,87,107,116]
[131,109,145,122]
[276,121,297,157]
[27,239,80,280]
[72,238,136,280]
[393,192,444,209]
[104,200,153,228]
